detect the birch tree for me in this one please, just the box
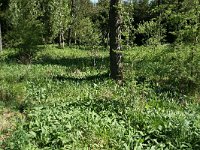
[50,0,69,48]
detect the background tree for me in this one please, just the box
[137,20,166,46]
[8,0,44,50]
[67,0,75,45]
[0,0,10,49]
[39,0,54,44]
[94,0,110,47]
[121,1,135,47]
[49,0,69,48]
[66,0,94,46]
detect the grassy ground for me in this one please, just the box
[0,45,200,149]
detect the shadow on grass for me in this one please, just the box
[66,98,127,117]
[53,72,110,82]
[35,55,109,69]
[5,46,45,64]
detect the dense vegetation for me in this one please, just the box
[0,0,200,149]
[0,45,200,149]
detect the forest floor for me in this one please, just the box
[0,45,200,149]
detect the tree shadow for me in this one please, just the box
[4,46,45,64]
[66,98,127,117]
[53,72,110,82]
[35,55,109,69]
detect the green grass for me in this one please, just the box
[0,45,200,149]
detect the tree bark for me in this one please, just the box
[68,0,75,46]
[0,23,2,51]
[109,0,123,81]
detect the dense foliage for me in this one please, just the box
[0,0,199,47]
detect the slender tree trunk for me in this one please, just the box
[107,33,109,47]
[59,31,64,49]
[0,23,2,51]
[61,32,65,49]
[68,28,72,45]
[74,31,77,45]
[109,0,123,81]
[59,32,61,48]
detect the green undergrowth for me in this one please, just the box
[125,44,200,95]
[0,45,200,149]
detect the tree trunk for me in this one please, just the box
[59,32,62,48]
[0,23,2,51]
[74,31,77,45]
[61,32,65,49]
[158,0,161,5]
[68,28,72,46]
[59,32,65,49]
[59,31,64,49]
[109,0,123,81]
[68,0,75,46]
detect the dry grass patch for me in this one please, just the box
[0,109,21,143]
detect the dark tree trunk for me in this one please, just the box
[158,0,161,5]
[109,0,123,81]
[0,23,2,51]
[59,32,62,48]
[67,28,72,45]
[68,0,75,46]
